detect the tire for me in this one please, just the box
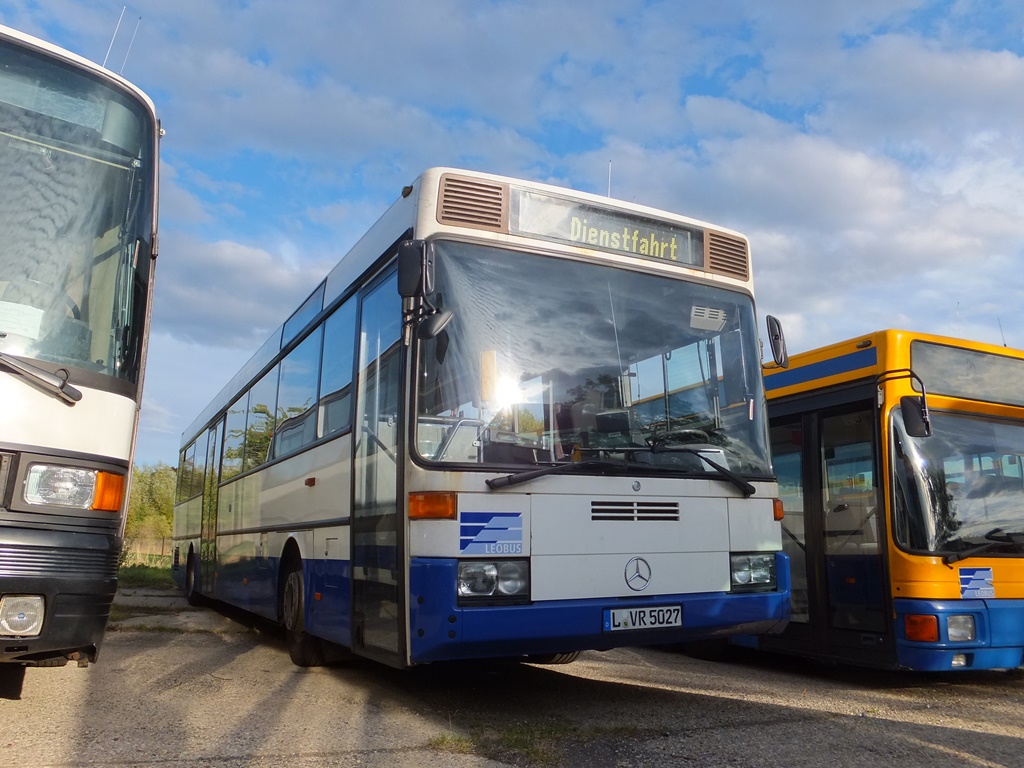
[677,639,733,662]
[525,651,581,665]
[281,562,325,667]
[0,664,26,698]
[185,551,202,606]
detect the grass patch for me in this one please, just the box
[109,604,181,622]
[432,722,649,767]
[428,732,475,754]
[117,564,175,589]
[490,724,581,765]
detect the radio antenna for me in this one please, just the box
[120,17,141,74]
[998,317,1007,346]
[102,6,126,69]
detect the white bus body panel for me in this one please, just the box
[0,376,136,460]
[408,475,782,602]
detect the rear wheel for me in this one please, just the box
[281,561,325,667]
[185,551,202,606]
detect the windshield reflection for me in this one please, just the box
[413,240,771,478]
[892,409,1024,554]
[0,40,154,383]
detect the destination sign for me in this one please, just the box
[509,188,704,268]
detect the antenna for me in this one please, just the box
[607,160,612,197]
[120,17,141,74]
[103,6,126,69]
[998,317,1007,347]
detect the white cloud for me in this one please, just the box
[152,234,332,348]
[9,0,1024,463]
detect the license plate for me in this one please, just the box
[603,605,682,632]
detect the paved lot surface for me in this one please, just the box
[0,588,1021,767]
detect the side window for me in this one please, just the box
[244,365,279,471]
[271,326,323,460]
[222,395,247,480]
[176,442,196,502]
[319,298,357,437]
[191,431,207,498]
[771,420,808,623]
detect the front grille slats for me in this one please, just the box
[0,544,118,578]
[591,500,680,522]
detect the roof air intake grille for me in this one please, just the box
[437,174,508,232]
[591,500,680,522]
[706,231,749,280]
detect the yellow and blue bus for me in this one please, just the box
[172,167,791,669]
[757,329,1024,671]
[0,25,161,667]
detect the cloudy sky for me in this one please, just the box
[3,1,1024,467]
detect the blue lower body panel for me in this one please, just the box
[408,553,791,664]
[894,598,1024,671]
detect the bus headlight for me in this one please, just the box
[23,465,124,511]
[730,553,776,591]
[947,615,976,642]
[458,560,529,601]
[0,595,45,637]
[24,465,96,508]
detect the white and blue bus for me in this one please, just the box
[0,25,161,667]
[172,168,790,668]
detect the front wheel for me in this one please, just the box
[281,564,325,667]
[525,651,581,665]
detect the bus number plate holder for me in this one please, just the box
[603,605,682,632]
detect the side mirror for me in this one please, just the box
[418,308,453,340]
[766,315,789,369]
[397,240,425,298]
[900,395,932,438]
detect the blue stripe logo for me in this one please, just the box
[460,511,524,555]
[959,567,995,599]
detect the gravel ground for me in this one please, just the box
[0,587,1020,767]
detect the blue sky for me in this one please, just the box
[3,0,1024,467]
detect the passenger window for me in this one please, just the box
[245,366,279,471]
[271,327,322,459]
[222,396,247,480]
[319,299,356,437]
[176,442,196,502]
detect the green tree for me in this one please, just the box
[123,463,177,562]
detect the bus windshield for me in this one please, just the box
[892,409,1024,555]
[414,240,771,477]
[0,39,155,384]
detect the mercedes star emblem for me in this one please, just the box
[624,557,652,591]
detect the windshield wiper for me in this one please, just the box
[942,528,1024,565]
[486,459,631,490]
[666,447,756,497]
[630,442,756,497]
[0,351,81,405]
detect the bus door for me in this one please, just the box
[200,420,222,595]
[769,403,890,661]
[351,271,405,664]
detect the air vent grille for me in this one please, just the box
[591,500,680,522]
[0,543,118,578]
[706,231,749,280]
[437,174,508,232]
